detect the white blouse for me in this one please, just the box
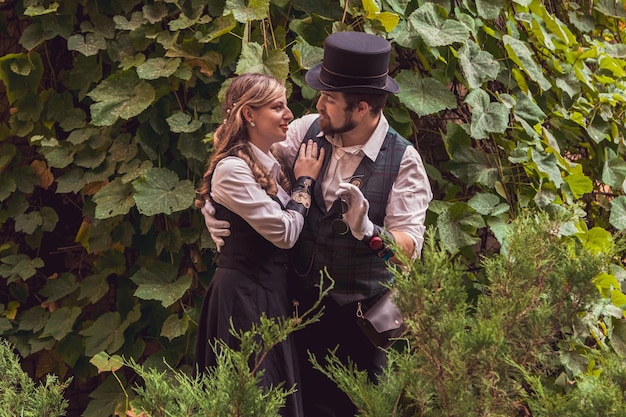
[210,143,304,249]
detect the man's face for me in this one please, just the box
[316,91,356,135]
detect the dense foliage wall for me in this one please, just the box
[1,0,626,415]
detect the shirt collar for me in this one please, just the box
[249,142,281,178]
[325,114,389,162]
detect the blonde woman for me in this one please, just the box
[194,73,324,417]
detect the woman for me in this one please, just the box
[194,73,324,417]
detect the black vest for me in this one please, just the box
[212,198,289,292]
[290,118,411,304]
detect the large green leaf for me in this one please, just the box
[611,318,626,357]
[602,153,626,188]
[610,196,626,231]
[19,22,58,51]
[160,314,189,341]
[531,148,564,188]
[396,70,457,117]
[467,193,506,216]
[503,35,552,91]
[443,122,471,156]
[156,228,184,256]
[41,306,82,341]
[113,12,146,30]
[292,38,324,70]
[236,42,290,81]
[131,262,192,307]
[0,52,44,104]
[563,164,593,199]
[434,201,484,254]
[576,227,614,255]
[197,14,237,43]
[132,167,195,216]
[78,272,110,304]
[74,146,108,169]
[143,2,169,23]
[446,146,499,187]
[513,92,546,125]
[0,254,44,282]
[178,132,209,163]
[24,2,59,16]
[531,3,577,49]
[39,272,79,302]
[458,41,500,89]
[14,211,43,234]
[80,305,141,356]
[595,0,626,18]
[81,375,126,417]
[384,0,411,14]
[67,33,107,57]
[363,0,400,32]
[17,306,50,332]
[90,351,124,373]
[409,3,469,47]
[40,144,74,169]
[0,176,17,201]
[93,178,136,219]
[167,6,211,30]
[464,89,510,139]
[56,168,87,194]
[225,0,269,22]
[0,143,16,169]
[166,112,203,133]
[88,70,155,126]
[476,0,505,20]
[136,57,181,80]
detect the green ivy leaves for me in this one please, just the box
[409,3,469,47]
[226,0,270,23]
[132,168,195,217]
[4,1,626,414]
[93,168,195,219]
[130,262,192,307]
[88,71,155,126]
[93,179,135,219]
[396,70,456,117]
[0,52,43,104]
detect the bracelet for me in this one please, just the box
[363,225,395,260]
[287,176,315,216]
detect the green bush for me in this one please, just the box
[90,278,330,417]
[313,210,626,416]
[0,338,70,417]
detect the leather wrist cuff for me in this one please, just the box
[288,176,315,216]
[364,224,395,260]
[286,199,308,216]
[293,176,315,192]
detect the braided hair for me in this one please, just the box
[196,73,292,209]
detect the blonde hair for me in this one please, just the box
[196,73,292,208]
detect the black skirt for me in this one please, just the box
[194,262,303,417]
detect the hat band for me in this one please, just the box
[321,65,389,80]
[319,65,389,89]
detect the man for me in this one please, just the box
[204,31,432,417]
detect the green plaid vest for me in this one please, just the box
[290,118,411,305]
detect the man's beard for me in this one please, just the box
[319,111,356,136]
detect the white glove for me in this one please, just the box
[335,182,374,240]
[201,199,231,252]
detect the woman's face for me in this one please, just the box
[246,94,293,152]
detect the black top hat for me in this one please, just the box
[305,31,399,94]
